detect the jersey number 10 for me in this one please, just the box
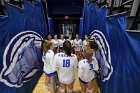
[63,59,70,67]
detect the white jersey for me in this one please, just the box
[83,40,88,50]
[67,39,74,47]
[59,39,65,47]
[78,57,99,82]
[53,53,78,84]
[42,50,55,74]
[73,39,82,51]
[52,39,59,48]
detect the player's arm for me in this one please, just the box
[52,54,58,73]
[42,54,46,63]
[58,39,60,47]
[73,39,75,47]
[50,52,55,68]
[74,56,78,69]
[80,39,83,49]
[72,40,74,47]
[45,52,49,64]
[78,61,83,78]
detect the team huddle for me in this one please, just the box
[42,34,99,93]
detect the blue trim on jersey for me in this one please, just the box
[79,78,88,84]
[46,71,57,77]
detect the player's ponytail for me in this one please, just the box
[43,40,52,53]
[63,40,72,56]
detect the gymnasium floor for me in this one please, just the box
[33,71,101,93]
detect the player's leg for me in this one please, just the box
[45,75,50,91]
[87,80,93,93]
[49,75,56,93]
[79,78,87,93]
[67,81,74,93]
[59,82,66,93]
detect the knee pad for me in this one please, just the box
[67,88,73,93]
[88,89,93,93]
[59,88,65,93]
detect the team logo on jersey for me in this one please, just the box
[90,30,113,81]
[0,31,43,87]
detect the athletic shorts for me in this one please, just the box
[55,47,58,50]
[46,71,57,77]
[59,47,63,50]
[79,78,94,84]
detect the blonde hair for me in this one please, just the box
[84,47,93,63]
[42,40,52,53]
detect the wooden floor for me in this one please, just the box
[33,71,101,93]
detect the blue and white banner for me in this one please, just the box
[0,0,47,93]
[84,1,140,93]
[90,12,140,93]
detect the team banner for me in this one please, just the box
[90,12,140,93]
[83,0,140,93]
[0,0,47,93]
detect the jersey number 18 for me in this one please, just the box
[63,59,70,67]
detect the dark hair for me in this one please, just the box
[63,40,72,56]
[89,41,99,51]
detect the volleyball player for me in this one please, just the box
[52,34,59,53]
[67,34,74,53]
[83,35,89,51]
[59,34,65,52]
[47,34,53,42]
[78,47,99,93]
[42,40,56,93]
[73,34,82,60]
[53,40,78,93]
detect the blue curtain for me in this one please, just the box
[89,2,98,33]
[79,18,84,39]
[94,6,108,33]
[86,1,140,92]
[83,1,98,36]
[48,17,54,37]
[0,0,48,93]
[34,0,48,38]
[84,0,91,36]
[94,12,140,93]
[24,1,35,31]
